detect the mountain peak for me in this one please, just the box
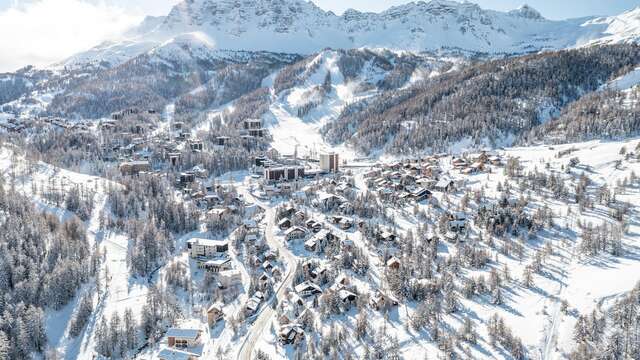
[509,4,544,20]
[61,0,640,69]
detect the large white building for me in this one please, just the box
[187,238,229,259]
[319,153,339,173]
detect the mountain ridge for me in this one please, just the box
[59,0,640,69]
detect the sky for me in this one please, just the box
[0,0,638,72]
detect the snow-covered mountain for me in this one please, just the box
[61,0,640,68]
[584,7,640,45]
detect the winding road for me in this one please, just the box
[237,188,297,360]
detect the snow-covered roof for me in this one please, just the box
[187,238,228,248]
[295,281,322,294]
[158,348,194,360]
[204,258,231,266]
[166,328,200,340]
[284,226,307,235]
[435,178,454,187]
[207,302,224,313]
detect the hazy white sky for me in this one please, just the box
[0,0,638,72]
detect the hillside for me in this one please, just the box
[320,44,640,155]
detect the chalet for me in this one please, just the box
[310,265,328,282]
[470,161,484,172]
[206,303,224,326]
[294,281,322,297]
[254,156,269,168]
[339,217,354,230]
[476,152,489,164]
[187,238,229,259]
[452,158,468,169]
[370,290,399,311]
[316,192,343,209]
[335,182,351,194]
[278,324,305,344]
[289,292,305,310]
[134,124,146,134]
[416,178,437,189]
[304,229,336,252]
[166,328,201,348]
[448,219,467,232]
[207,207,231,222]
[386,256,401,270]
[341,238,355,252]
[240,134,257,145]
[386,162,402,171]
[448,212,467,233]
[261,250,276,261]
[278,306,297,325]
[190,165,208,178]
[335,274,350,288]
[401,173,416,185]
[305,219,322,232]
[258,272,272,291]
[461,166,478,175]
[422,165,441,178]
[338,289,357,307]
[294,210,306,221]
[377,231,397,243]
[100,119,117,131]
[278,217,292,230]
[304,237,322,252]
[444,231,458,242]
[339,202,354,214]
[434,178,455,193]
[262,260,274,272]
[203,194,221,208]
[284,226,308,241]
[245,295,262,315]
[411,188,432,202]
[488,155,502,165]
[305,219,317,229]
[119,160,151,176]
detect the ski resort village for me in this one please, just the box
[4,0,640,359]
[2,101,640,360]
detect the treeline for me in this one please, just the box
[323,44,640,155]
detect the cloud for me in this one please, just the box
[0,0,142,72]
